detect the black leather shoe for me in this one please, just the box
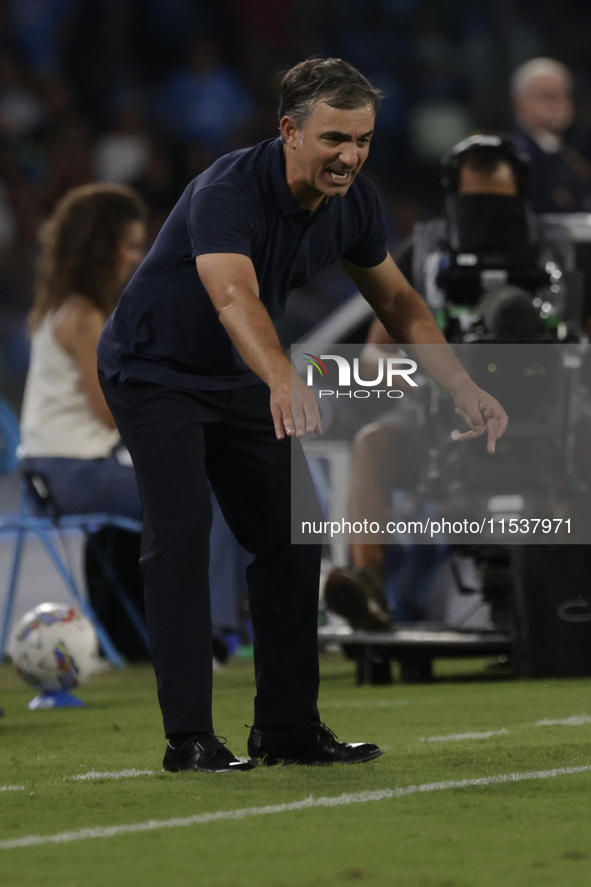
[163,733,255,772]
[248,721,382,766]
[324,567,391,631]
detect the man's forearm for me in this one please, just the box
[344,255,473,395]
[196,252,292,387]
[195,251,320,439]
[217,293,291,387]
[217,286,321,439]
[345,255,506,448]
[376,288,473,396]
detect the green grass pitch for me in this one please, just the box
[1,653,591,887]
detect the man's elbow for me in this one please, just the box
[211,284,259,317]
[214,284,240,315]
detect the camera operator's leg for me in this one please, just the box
[325,417,424,629]
[348,420,421,576]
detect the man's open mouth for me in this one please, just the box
[327,169,351,181]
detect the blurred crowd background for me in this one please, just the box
[1,0,591,405]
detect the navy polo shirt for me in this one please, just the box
[98,137,388,390]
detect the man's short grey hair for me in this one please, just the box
[511,57,573,98]
[278,57,382,130]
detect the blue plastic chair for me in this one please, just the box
[0,396,149,667]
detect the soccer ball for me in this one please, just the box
[8,602,99,693]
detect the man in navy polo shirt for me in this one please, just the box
[98,58,507,772]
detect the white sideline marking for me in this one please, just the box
[537,715,591,727]
[421,713,591,742]
[0,785,24,792]
[2,765,591,850]
[66,769,155,782]
[423,729,508,743]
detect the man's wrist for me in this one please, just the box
[445,371,476,399]
[266,359,293,389]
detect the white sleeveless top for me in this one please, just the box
[20,303,120,459]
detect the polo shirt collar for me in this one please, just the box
[270,137,332,219]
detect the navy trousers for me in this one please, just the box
[100,375,322,736]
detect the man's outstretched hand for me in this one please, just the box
[452,379,508,454]
[270,370,322,440]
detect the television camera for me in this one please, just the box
[435,133,583,343]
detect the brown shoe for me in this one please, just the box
[324,567,391,631]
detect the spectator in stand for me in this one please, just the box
[7,0,76,76]
[131,141,185,243]
[94,94,151,186]
[43,116,95,210]
[153,37,255,155]
[512,57,591,213]
[0,49,46,144]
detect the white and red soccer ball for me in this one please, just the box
[8,602,99,692]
